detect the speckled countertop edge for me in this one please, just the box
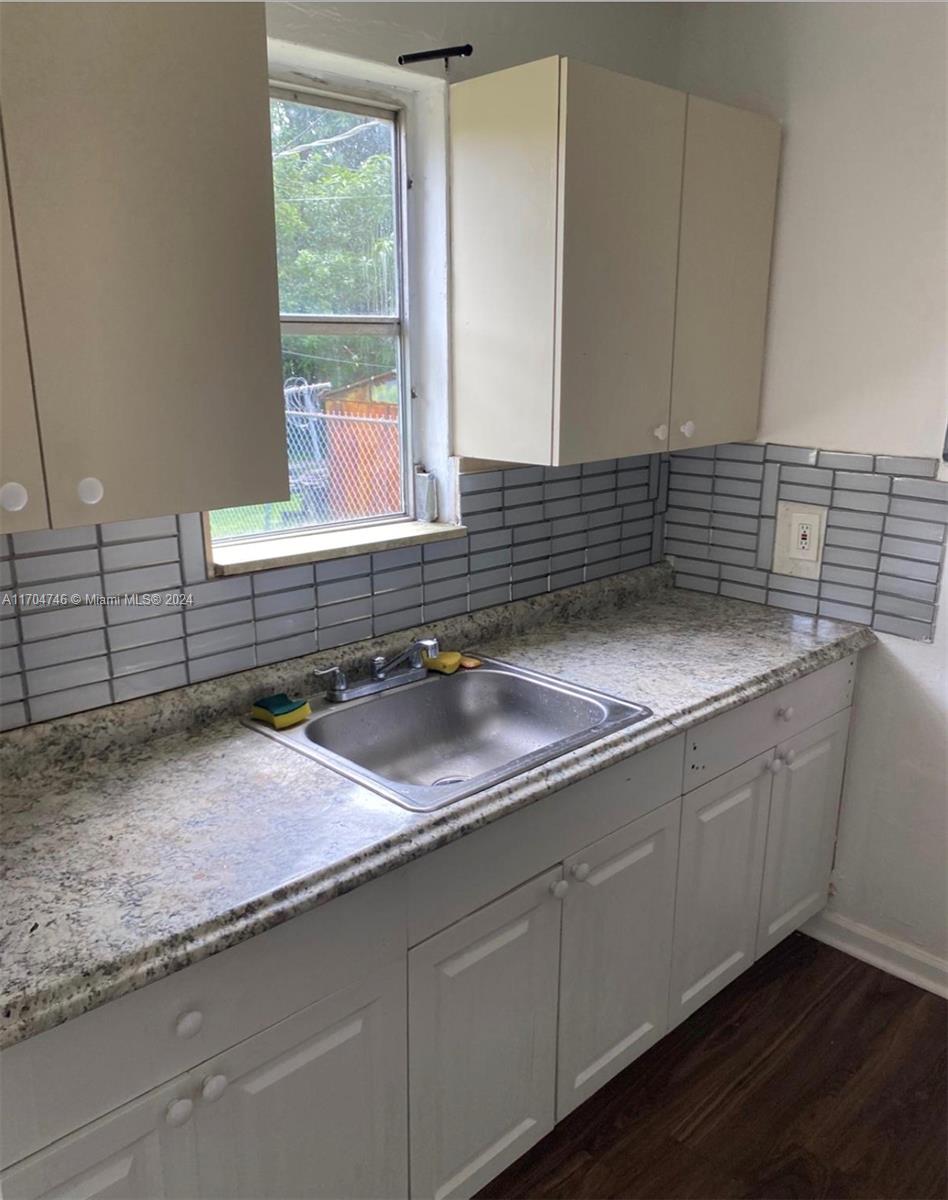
[0,569,876,1049]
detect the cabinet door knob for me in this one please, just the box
[165,1098,194,1128]
[570,863,591,882]
[201,1074,228,1103]
[764,757,784,775]
[679,421,696,438]
[175,1010,203,1039]
[550,879,569,900]
[782,749,797,765]
[777,705,795,722]
[0,482,28,512]
[77,477,104,505]
[653,424,668,441]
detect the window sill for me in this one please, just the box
[210,520,466,577]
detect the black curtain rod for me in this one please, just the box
[397,44,473,71]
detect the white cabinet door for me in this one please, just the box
[669,752,772,1025]
[190,958,407,1200]
[669,94,780,452]
[757,709,850,957]
[409,868,562,1200]
[0,144,48,535]
[0,1075,196,1200]
[557,800,680,1118]
[1,3,287,528]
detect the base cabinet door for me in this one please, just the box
[669,752,772,1026]
[409,868,563,1200]
[0,1076,196,1200]
[756,709,850,957]
[190,958,408,1200]
[557,800,680,1118]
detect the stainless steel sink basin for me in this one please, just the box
[246,656,652,811]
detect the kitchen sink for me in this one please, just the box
[245,657,652,811]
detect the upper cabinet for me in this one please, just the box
[0,2,288,531]
[0,145,49,534]
[450,57,780,466]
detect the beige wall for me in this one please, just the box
[677,2,947,462]
[266,2,683,87]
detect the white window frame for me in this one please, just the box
[207,43,459,576]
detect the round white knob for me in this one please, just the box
[550,879,569,900]
[777,705,795,722]
[201,1074,228,1103]
[175,1010,203,1039]
[783,749,797,765]
[653,424,668,441]
[679,421,696,438]
[570,863,591,882]
[165,1098,194,1128]
[765,757,784,775]
[77,476,104,505]
[0,482,28,512]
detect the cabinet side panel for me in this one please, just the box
[557,61,685,465]
[450,58,560,465]
[670,95,780,451]
[0,143,49,534]
[1,3,287,527]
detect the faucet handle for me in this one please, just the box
[314,665,347,696]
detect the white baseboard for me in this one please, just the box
[803,910,948,999]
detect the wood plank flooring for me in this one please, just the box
[477,934,947,1200]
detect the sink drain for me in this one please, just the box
[432,774,468,786]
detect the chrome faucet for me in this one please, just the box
[371,637,439,680]
[314,637,439,704]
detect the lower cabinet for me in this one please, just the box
[756,710,850,958]
[190,957,407,1200]
[408,868,562,1200]
[0,1076,196,1200]
[556,801,680,1117]
[669,752,773,1025]
[2,684,857,1200]
[2,959,407,1200]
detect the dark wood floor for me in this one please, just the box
[478,934,947,1200]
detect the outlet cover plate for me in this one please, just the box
[772,500,827,579]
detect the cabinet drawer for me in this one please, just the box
[405,734,684,946]
[1,870,405,1170]
[684,655,856,791]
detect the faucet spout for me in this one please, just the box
[372,637,439,680]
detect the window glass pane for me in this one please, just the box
[209,334,404,542]
[272,95,397,317]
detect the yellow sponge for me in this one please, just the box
[250,693,311,729]
[422,650,463,675]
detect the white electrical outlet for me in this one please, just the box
[772,500,827,579]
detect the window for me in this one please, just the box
[210,89,409,545]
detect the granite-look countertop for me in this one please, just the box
[0,571,875,1049]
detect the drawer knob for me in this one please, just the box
[764,757,784,775]
[0,482,28,512]
[777,705,795,722]
[165,1098,194,1128]
[570,863,591,882]
[653,424,668,441]
[550,879,569,900]
[679,421,696,438]
[175,1010,204,1039]
[201,1074,228,1103]
[782,749,797,765]
[77,476,104,505]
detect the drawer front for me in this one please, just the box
[406,734,685,946]
[684,655,856,792]
[1,870,406,1170]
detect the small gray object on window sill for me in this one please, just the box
[414,468,439,523]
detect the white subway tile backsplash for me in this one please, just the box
[29,681,112,721]
[100,516,177,542]
[12,527,98,554]
[252,585,316,619]
[27,656,111,697]
[112,638,186,677]
[188,646,255,683]
[113,663,188,702]
[100,537,179,572]
[16,549,100,584]
[21,630,107,670]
